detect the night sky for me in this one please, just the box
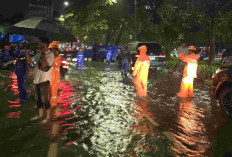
[0,0,72,18]
[0,0,90,18]
[0,0,27,17]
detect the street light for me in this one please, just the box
[64,1,69,7]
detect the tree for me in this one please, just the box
[0,25,6,35]
[192,0,232,65]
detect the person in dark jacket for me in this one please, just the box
[14,40,29,104]
[119,45,132,78]
[0,45,13,68]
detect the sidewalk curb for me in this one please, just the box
[162,131,175,143]
[143,114,176,143]
[143,114,160,127]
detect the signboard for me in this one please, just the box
[9,35,24,43]
[26,0,53,19]
[0,35,4,41]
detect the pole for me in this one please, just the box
[134,0,137,41]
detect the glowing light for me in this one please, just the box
[64,1,69,6]
[183,77,193,84]
[187,62,198,78]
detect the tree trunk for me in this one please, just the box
[105,28,111,45]
[136,10,155,41]
[105,26,117,45]
[115,22,125,45]
[208,19,215,66]
[208,42,215,66]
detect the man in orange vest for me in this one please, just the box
[48,41,62,107]
[132,45,150,97]
[177,45,199,98]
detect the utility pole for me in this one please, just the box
[134,0,137,41]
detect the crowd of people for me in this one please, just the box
[0,39,200,124]
[1,37,62,124]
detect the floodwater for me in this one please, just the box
[0,61,231,157]
[147,71,229,157]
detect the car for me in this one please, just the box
[84,44,119,62]
[221,48,232,63]
[211,65,232,116]
[59,51,71,77]
[127,41,165,71]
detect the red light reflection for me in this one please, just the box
[8,111,21,119]
[7,74,22,119]
[8,73,19,95]
[56,81,75,118]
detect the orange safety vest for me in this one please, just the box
[132,45,150,97]
[50,55,62,107]
[177,53,199,98]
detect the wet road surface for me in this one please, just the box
[0,62,231,157]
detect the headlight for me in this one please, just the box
[216,68,228,74]
[216,69,221,74]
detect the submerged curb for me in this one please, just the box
[143,114,160,127]
[143,114,176,143]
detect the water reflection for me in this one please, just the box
[58,63,174,156]
[8,73,19,95]
[172,98,210,156]
[57,81,75,118]
[7,111,22,119]
[7,73,22,118]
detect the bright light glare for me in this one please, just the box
[64,1,69,6]
[112,0,117,3]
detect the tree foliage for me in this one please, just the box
[60,0,232,54]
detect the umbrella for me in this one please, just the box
[8,17,76,42]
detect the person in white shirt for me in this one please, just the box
[25,37,54,124]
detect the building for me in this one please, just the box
[25,0,53,20]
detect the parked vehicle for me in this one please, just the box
[221,48,232,63]
[59,51,70,77]
[211,65,232,117]
[128,41,165,71]
[84,45,94,61]
[84,44,119,62]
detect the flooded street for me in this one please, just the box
[0,62,231,157]
[147,71,229,156]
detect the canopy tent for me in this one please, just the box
[7,17,76,42]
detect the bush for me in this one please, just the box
[198,62,232,79]
[165,58,179,70]
[165,59,232,80]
